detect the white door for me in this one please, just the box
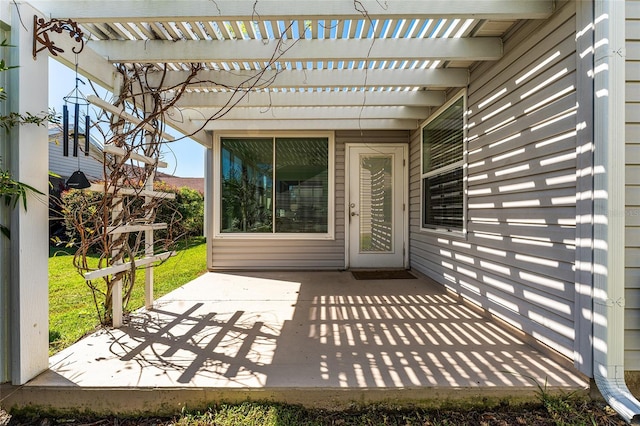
[347,144,406,269]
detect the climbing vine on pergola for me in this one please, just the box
[65,17,316,325]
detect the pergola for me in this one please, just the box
[6,1,640,423]
[29,0,554,142]
[5,0,558,387]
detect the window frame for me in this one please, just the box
[420,90,467,235]
[213,131,335,240]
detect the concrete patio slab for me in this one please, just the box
[1,271,588,414]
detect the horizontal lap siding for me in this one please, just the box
[49,144,104,181]
[410,2,578,359]
[210,130,408,270]
[626,0,640,370]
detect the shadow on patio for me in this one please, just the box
[3,271,588,413]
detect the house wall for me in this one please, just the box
[409,2,580,360]
[626,0,640,370]
[209,130,409,270]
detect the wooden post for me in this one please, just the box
[143,101,155,309]
[144,170,155,309]
[111,193,123,328]
[7,6,50,385]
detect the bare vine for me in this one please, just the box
[63,19,310,325]
[63,0,376,325]
[56,61,203,324]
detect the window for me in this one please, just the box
[218,135,333,236]
[421,94,465,232]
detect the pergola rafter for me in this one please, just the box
[174,90,446,108]
[144,68,469,91]
[181,105,430,121]
[31,0,552,137]
[193,118,419,131]
[88,37,503,63]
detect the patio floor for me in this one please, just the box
[1,271,588,414]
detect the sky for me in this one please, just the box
[48,58,205,178]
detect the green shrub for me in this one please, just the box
[56,182,204,249]
[155,183,204,241]
[58,188,105,248]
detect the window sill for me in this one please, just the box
[214,232,335,241]
[419,227,467,240]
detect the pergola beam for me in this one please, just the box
[184,106,429,121]
[146,68,469,90]
[174,90,446,108]
[31,0,555,21]
[89,37,502,63]
[46,35,119,92]
[198,118,419,131]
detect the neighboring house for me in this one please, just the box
[3,0,640,422]
[48,125,104,185]
[49,126,202,192]
[155,171,204,194]
[48,126,202,237]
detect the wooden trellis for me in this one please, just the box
[84,95,176,328]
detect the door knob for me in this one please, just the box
[351,212,359,216]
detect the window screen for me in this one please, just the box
[421,96,465,231]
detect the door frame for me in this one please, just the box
[344,143,409,270]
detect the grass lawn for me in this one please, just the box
[48,237,207,354]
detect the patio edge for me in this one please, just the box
[1,385,590,416]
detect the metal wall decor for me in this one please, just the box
[32,15,89,187]
[33,15,84,59]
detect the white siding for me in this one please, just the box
[209,130,408,270]
[49,137,104,181]
[626,0,640,370]
[410,2,579,360]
